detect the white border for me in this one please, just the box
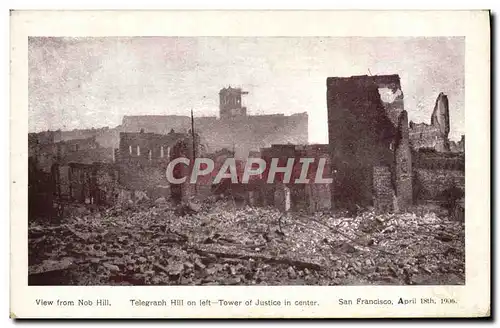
[10,10,490,319]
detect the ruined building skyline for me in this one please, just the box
[409,92,463,152]
[219,86,249,119]
[31,86,308,159]
[29,74,465,217]
[30,81,464,151]
[326,74,464,212]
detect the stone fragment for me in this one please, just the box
[103,263,120,273]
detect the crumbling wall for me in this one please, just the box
[122,115,191,134]
[28,157,57,220]
[121,112,308,159]
[68,164,93,203]
[409,93,451,152]
[305,184,331,213]
[414,169,464,202]
[93,164,119,205]
[412,150,464,171]
[326,75,401,209]
[117,163,167,193]
[409,123,447,151]
[29,130,61,146]
[450,135,465,153]
[66,163,118,205]
[373,166,396,213]
[118,131,191,164]
[431,92,450,137]
[412,150,465,203]
[117,130,197,202]
[394,110,412,210]
[63,147,114,165]
[60,127,120,149]
[257,144,332,212]
[30,137,112,173]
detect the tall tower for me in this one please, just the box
[219,86,248,119]
[431,92,450,137]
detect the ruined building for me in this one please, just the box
[33,87,308,160]
[326,74,464,212]
[121,87,308,158]
[409,92,452,152]
[326,75,412,212]
[258,143,333,213]
[28,133,117,219]
[449,135,465,153]
[116,129,199,202]
[58,127,120,149]
[28,135,114,173]
[219,86,248,119]
[406,92,465,206]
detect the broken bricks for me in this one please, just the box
[28,199,464,286]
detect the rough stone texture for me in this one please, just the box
[59,127,119,149]
[116,130,197,202]
[29,136,113,173]
[394,110,412,210]
[412,149,464,171]
[301,144,332,213]
[219,86,248,119]
[373,166,396,213]
[409,93,451,152]
[449,135,465,153]
[414,168,464,202]
[65,162,118,205]
[118,130,196,164]
[117,164,165,192]
[412,150,465,203]
[29,130,60,147]
[259,143,332,211]
[121,112,308,159]
[305,183,331,213]
[326,75,401,208]
[274,182,291,212]
[431,92,450,137]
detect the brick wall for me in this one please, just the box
[414,168,464,202]
[409,122,448,151]
[327,75,400,208]
[373,166,396,212]
[117,163,167,192]
[394,110,412,210]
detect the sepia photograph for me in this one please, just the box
[27,36,465,286]
[10,10,489,319]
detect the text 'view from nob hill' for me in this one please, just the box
[28,37,465,286]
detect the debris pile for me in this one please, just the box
[28,200,465,285]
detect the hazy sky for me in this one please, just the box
[29,37,464,142]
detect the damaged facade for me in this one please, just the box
[121,87,308,158]
[257,144,333,213]
[409,92,452,152]
[29,79,464,220]
[326,74,464,213]
[326,74,412,212]
[29,135,114,173]
[53,162,118,206]
[116,129,199,203]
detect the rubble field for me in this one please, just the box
[28,199,465,286]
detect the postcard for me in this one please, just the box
[10,10,490,318]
